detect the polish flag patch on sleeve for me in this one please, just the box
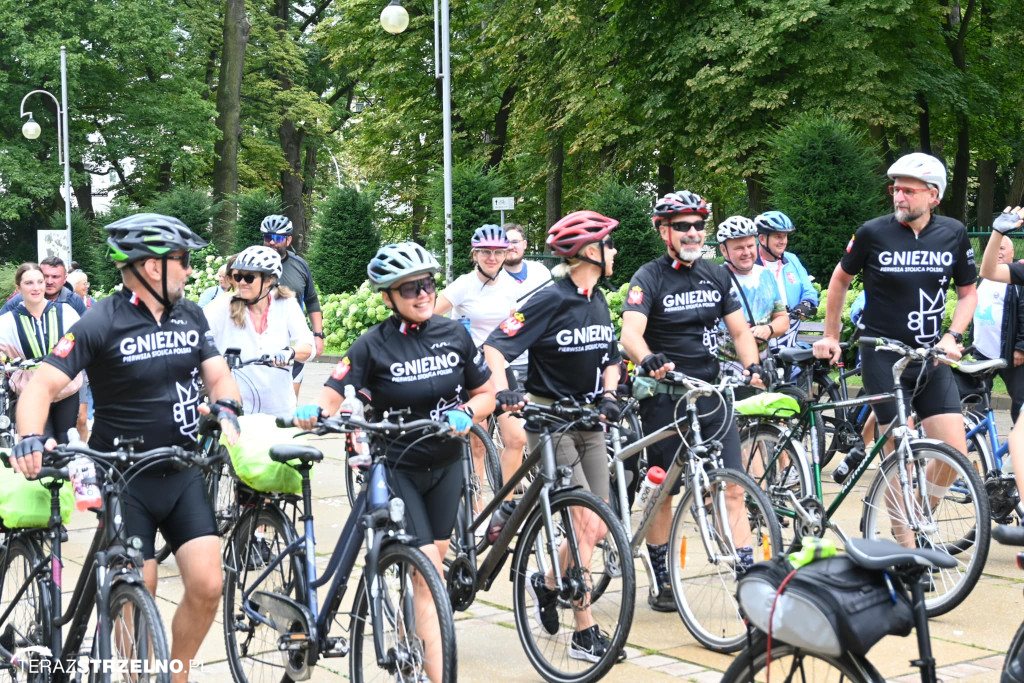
[627,286,644,305]
[331,357,351,381]
[845,235,855,253]
[53,333,75,358]
[499,312,525,336]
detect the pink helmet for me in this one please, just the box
[546,211,618,258]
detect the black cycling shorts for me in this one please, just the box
[860,347,961,426]
[387,459,464,547]
[638,393,743,496]
[122,467,218,560]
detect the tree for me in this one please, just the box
[765,113,886,283]
[233,189,283,253]
[307,185,378,294]
[584,180,663,287]
[426,163,505,278]
[147,187,220,242]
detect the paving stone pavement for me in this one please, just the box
[49,360,1024,681]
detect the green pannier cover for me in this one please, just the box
[0,452,75,528]
[734,392,801,419]
[221,414,311,494]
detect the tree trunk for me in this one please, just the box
[411,202,425,244]
[657,163,675,198]
[1009,155,1024,207]
[279,118,307,251]
[485,85,516,171]
[976,158,997,228]
[545,128,564,232]
[947,114,970,222]
[210,0,250,252]
[70,161,95,219]
[745,173,768,215]
[302,144,317,214]
[916,93,932,154]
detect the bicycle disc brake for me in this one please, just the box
[446,554,477,611]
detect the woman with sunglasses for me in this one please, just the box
[435,224,527,507]
[293,241,494,683]
[482,210,625,663]
[204,246,314,417]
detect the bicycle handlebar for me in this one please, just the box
[277,413,458,440]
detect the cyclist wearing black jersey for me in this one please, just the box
[293,241,494,683]
[620,191,764,612]
[814,153,976,468]
[11,213,243,683]
[484,210,626,662]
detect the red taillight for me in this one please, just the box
[1016,552,1024,571]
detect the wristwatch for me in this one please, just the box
[313,332,325,339]
[458,404,476,420]
[945,330,964,345]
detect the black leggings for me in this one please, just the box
[43,394,79,444]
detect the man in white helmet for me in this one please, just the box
[813,154,977,514]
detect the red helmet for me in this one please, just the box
[546,211,619,257]
[651,191,709,227]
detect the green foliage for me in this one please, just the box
[89,203,138,291]
[426,163,506,277]
[320,283,394,355]
[765,113,887,283]
[308,186,379,295]
[604,282,630,337]
[584,181,664,287]
[0,264,17,301]
[233,189,283,254]
[146,187,221,242]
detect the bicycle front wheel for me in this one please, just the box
[721,635,883,683]
[1003,619,1024,682]
[511,489,635,683]
[860,439,990,617]
[349,543,457,683]
[106,582,171,683]
[0,534,51,681]
[739,421,813,551]
[668,467,782,653]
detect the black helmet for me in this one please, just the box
[105,213,208,264]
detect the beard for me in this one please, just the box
[677,237,703,262]
[894,205,926,223]
[504,251,523,267]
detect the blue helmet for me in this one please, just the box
[367,242,439,291]
[754,211,795,235]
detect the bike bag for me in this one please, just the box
[220,414,311,494]
[0,459,74,528]
[736,553,913,657]
[734,392,801,419]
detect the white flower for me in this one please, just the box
[206,254,215,263]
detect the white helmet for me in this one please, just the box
[260,214,293,235]
[233,245,283,279]
[715,216,758,244]
[887,153,946,200]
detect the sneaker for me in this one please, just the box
[735,546,755,580]
[647,581,675,613]
[526,572,560,635]
[245,537,272,570]
[568,625,627,663]
[783,467,802,488]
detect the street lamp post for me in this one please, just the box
[20,45,73,263]
[381,0,453,282]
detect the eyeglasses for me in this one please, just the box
[474,249,507,258]
[888,185,931,198]
[166,253,192,269]
[508,240,524,246]
[389,276,437,299]
[232,272,257,284]
[670,220,706,232]
[263,234,289,244]
[600,237,615,249]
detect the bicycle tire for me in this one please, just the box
[349,543,457,683]
[811,378,848,468]
[472,422,502,492]
[668,467,783,653]
[106,582,172,683]
[345,462,366,509]
[223,505,305,683]
[0,534,52,681]
[738,421,813,551]
[860,439,990,617]
[1002,619,1024,682]
[511,488,635,683]
[721,633,883,683]
[961,409,1022,523]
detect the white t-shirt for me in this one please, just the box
[974,279,1007,360]
[504,260,553,305]
[440,270,519,347]
[204,292,314,417]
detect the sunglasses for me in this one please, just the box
[232,272,258,284]
[670,220,706,232]
[600,237,615,249]
[263,234,289,244]
[389,276,437,299]
[888,185,931,197]
[166,253,192,269]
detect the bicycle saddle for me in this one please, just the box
[269,444,324,464]
[845,537,956,571]
[775,346,815,364]
[994,524,1024,547]
[954,358,1007,375]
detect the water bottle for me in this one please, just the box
[367,462,389,509]
[832,444,867,484]
[487,500,518,544]
[459,317,472,334]
[340,386,371,468]
[636,466,667,511]
[68,456,102,512]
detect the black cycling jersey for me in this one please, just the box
[324,315,490,468]
[621,255,740,382]
[43,288,220,451]
[1008,262,1024,286]
[841,214,976,346]
[279,251,321,315]
[484,277,620,401]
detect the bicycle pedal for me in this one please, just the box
[322,637,350,658]
[277,633,311,651]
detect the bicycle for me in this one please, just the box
[0,439,217,683]
[222,412,456,683]
[605,371,782,653]
[738,336,991,617]
[721,536,958,683]
[995,525,1024,682]
[446,399,635,683]
[0,359,43,449]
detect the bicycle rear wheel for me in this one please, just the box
[0,534,51,681]
[511,489,635,683]
[721,634,883,683]
[223,505,305,683]
[860,440,990,617]
[1003,619,1024,682]
[349,543,457,683]
[106,582,171,683]
[668,467,782,653]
